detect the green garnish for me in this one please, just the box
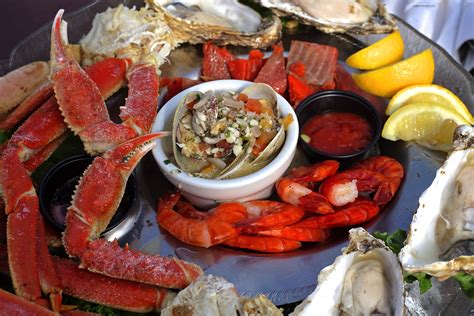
[373,229,406,254]
[300,134,311,143]
[453,273,474,300]
[405,272,433,294]
[164,159,171,165]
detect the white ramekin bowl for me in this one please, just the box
[152,80,299,208]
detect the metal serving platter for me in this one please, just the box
[2,0,473,311]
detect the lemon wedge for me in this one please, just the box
[353,49,435,98]
[386,84,473,123]
[346,31,404,70]
[382,103,471,151]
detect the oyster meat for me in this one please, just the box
[172,83,286,179]
[256,0,397,34]
[292,228,405,315]
[146,0,281,48]
[399,125,474,279]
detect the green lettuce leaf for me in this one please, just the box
[404,272,433,294]
[373,229,406,254]
[453,273,474,300]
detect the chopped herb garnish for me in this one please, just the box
[300,134,311,143]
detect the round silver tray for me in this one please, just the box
[2,0,474,311]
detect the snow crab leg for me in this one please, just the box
[0,56,130,311]
[48,10,203,289]
[51,10,158,155]
[62,133,203,289]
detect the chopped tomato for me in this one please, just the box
[244,98,274,116]
[252,130,277,156]
[244,98,263,113]
[237,93,249,102]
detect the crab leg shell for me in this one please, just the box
[0,82,53,131]
[6,193,41,301]
[63,132,169,257]
[0,289,56,316]
[53,257,175,313]
[51,10,136,155]
[63,133,203,288]
[81,239,203,289]
[37,216,62,312]
[0,61,50,116]
[120,63,159,135]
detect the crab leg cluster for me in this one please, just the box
[0,8,203,313]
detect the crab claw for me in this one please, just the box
[64,132,170,258]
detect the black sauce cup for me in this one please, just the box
[39,154,137,233]
[296,90,382,165]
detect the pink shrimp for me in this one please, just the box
[319,156,404,207]
[276,160,339,214]
[244,225,330,242]
[223,233,302,253]
[294,199,380,229]
[156,194,305,250]
[156,193,246,248]
[237,200,305,227]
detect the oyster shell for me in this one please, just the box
[399,125,474,279]
[292,228,405,315]
[256,0,397,34]
[80,4,179,67]
[161,275,282,316]
[172,83,285,179]
[146,0,281,48]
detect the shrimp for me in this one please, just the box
[293,200,380,229]
[238,200,305,227]
[223,233,302,253]
[276,160,339,214]
[245,225,330,242]
[319,156,404,207]
[156,192,246,248]
[156,194,305,251]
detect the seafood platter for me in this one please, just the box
[0,0,474,314]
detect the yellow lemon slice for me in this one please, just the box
[353,49,435,98]
[346,31,404,70]
[382,102,471,151]
[386,84,473,123]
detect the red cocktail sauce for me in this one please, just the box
[301,112,373,156]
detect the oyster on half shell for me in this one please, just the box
[172,83,285,179]
[292,228,406,316]
[399,125,474,279]
[256,0,397,34]
[146,0,281,48]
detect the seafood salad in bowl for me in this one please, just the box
[152,80,298,207]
